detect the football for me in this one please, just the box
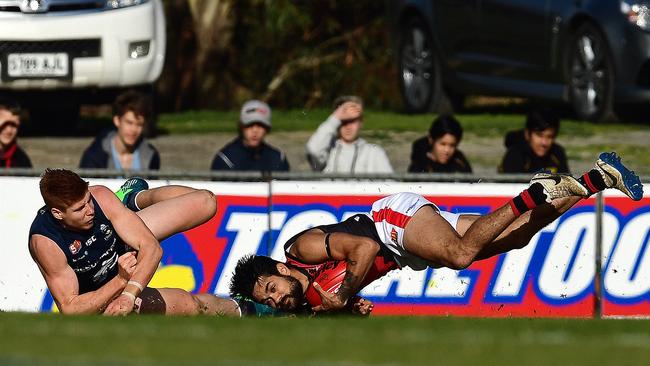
[304,260,347,307]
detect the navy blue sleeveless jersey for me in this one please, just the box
[29,195,128,294]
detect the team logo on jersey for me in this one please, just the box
[390,228,398,244]
[100,224,113,240]
[69,240,81,255]
[85,235,97,246]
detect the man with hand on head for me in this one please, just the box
[306,95,393,174]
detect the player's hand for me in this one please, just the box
[117,251,137,282]
[351,297,374,316]
[333,102,362,123]
[103,293,136,316]
[311,282,348,312]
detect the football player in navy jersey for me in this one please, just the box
[28,169,277,317]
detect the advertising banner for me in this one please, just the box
[2,177,648,318]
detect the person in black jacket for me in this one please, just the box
[0,98,32,168]
[211,100,289,171]
[499,108,569,174]
[79,90,159,171]
[408,115,471,173]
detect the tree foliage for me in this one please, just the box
[157,0,400,111]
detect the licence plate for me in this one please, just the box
[7,53,69,78]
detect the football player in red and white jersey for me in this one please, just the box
[229,152,643,313]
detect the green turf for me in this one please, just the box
[157,109,650,136]
[1,313,650,366]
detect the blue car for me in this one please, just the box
[388,0,650,121]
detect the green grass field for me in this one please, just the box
[2,313,650,366]
[156,109,650,136]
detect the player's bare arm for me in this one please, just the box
[90,186,162,315]
[290,230,380,311]
[28,235,135,314]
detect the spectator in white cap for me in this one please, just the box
[0,98,32,169]
[306,95,392,174]
[211,100,289,171]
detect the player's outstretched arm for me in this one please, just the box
[28,235,135,314]
[291,231,380,312]
[91,186,162,315]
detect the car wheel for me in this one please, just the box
[567,23,615,122]
[398,17,452,113]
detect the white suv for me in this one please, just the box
[0,0,166,133]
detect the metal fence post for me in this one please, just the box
[594,191,604,319]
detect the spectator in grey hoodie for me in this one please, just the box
[306,96,393,174]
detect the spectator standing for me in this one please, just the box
[408,115,471,173]
[0,98,32,168]
[499,109,569,174]
[306,95,393,174]
[79,90,159,171]
[211,100,289,171]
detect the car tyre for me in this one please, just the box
[398,16,456,114]
[567,23,616,122]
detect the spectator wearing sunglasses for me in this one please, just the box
[0,98,31,169]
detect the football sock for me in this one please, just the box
[509,182,548,217]
[233,296,285,317]
[130,191,143,211]
[578,170,608,196]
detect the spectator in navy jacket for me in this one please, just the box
[499,108,569,174]
[211,100,289,172]
[79,90,159,171]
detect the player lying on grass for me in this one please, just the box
[229,152,644,313]
[28,168,286,317]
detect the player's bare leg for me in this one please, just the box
[115,178,217,241]
[403,174,589,269]
[134,185,200,209]
[135,288,240,316]
[474,152,643,259]
[412,152,643,264]
[136,189,217,241]
[404,204,520,269]
[457,196,582,260]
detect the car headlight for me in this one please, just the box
[105,0,149,9]
[621,1,650,30]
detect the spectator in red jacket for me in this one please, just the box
[0,98,32,169]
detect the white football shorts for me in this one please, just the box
[366,192,461,270]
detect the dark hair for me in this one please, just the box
[113,90,152,122]
[0,97,21,116]
[332,95,363,110]
[526,108,560,133]
[429,115,463,142]
[39,168,89,210]
[229,254,282,298]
